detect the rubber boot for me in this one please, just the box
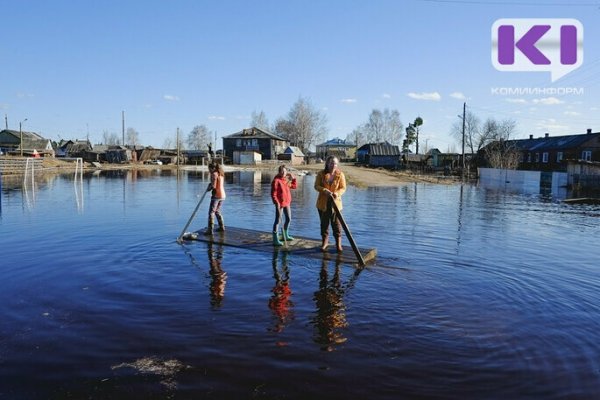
[216,215,225,232]
[204,217,214,235]
[321,235,329,251]
[335,236,343,252]
[273,232,283,246]
[283,229,294,241]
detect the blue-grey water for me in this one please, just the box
[1,168,599,399]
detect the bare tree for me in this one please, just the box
[126,127,139,147]
[481,118,520,169]
[187,125,211,150]
[346,127,366,149]
[359,109,403,145]
[102,130,120,145]
[162,137,173,149]
[451,111,481,155]
[251,110,271,131]
[274,97,328,153]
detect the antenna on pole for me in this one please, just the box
[122,111,125,146]
[4,114,7,130]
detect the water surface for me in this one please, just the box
[1,168,599,399]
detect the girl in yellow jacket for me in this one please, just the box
[314,156,346,252]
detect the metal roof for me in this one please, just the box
[357,142,401,156]
[224,127,287,141]
[511,132,600,151]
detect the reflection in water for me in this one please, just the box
[207,242,226,309]
[312,258,348,351]
[269,250,294,333]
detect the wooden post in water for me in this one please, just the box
[330,197,365,266]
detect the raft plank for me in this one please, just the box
[182,226,376,265]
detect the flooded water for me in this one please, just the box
[1,168,600,399]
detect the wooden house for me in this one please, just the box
[481,130,600,172]
[316,138,356,161]
[222,127,288,163]
[356,142,401,168]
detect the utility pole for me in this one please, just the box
[461,102,466,180]
[176,127,180,168]
[121,111,125,146]
[4,114,7,130]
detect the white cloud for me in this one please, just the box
[506,98,528,104]
[163,95,180,101]
[208,115,225,120]
[407,92,441,101]
[563,111,581,116]
[340,98,357,104]
[449,92,466,100]
[535,118,569,131]
[234,115,249,120]
[382,93,391,99]
[532,97,564,105]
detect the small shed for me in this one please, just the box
[357,142,401,168]
[567,159,600,193]
[278,146,305,165]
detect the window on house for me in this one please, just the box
[535,153,540,162]
[557,152,563,162]
[542,152,548,163]
[582,150,592,161]
[527,153,531,162]
[236,139,241,147]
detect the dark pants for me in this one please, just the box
[318,199,341,239]
[273,206,292,233]
[208,198,224,226]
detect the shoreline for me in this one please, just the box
[0,158,462,188]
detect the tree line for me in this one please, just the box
[98,100,518,165]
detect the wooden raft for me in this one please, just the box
[182,226,377,265]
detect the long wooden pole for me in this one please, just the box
[330,197,365,266]
[177,190,210,243]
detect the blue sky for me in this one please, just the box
[2,0,600,150]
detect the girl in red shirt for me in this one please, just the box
[271,165,297,246]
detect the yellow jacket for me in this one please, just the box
[314,169,346,211]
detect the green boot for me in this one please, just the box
[283,229,294,241]
[272,232,283,246]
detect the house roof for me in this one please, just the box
[283,146,305,157]
[507,132,600,152]
[1,129,45,141]
[357,142,401,156]
[317,137,355,147]
[224,126,287,141]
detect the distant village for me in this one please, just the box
[1,126,599,195]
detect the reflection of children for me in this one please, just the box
[207,243,226,309]
[312,258,347,351]
[205,162,226,235]
[270,165,297,246]
[268,251,294,333]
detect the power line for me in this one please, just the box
[419,0,600,6]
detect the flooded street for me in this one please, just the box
[1,168,600,399]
